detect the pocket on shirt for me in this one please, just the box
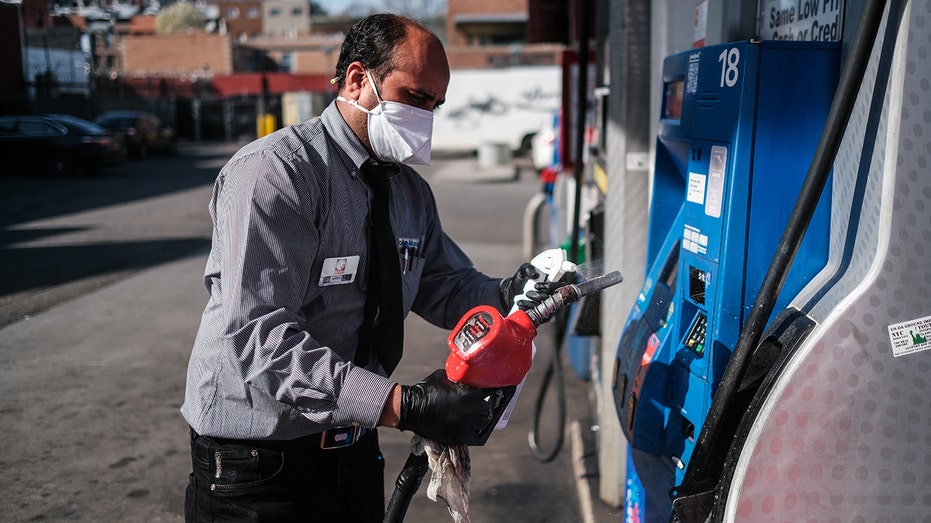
[399,254,424,313]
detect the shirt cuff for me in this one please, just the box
[335,365,397,428]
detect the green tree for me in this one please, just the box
[155,2,206,35]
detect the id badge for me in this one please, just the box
[319,255,360,286]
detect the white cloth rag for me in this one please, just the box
[411,436,472,523]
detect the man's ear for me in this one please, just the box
[342,61,367,101]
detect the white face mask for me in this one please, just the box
[337,70,434,165]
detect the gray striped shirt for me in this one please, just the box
[181,102,501,440]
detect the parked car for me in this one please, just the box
[94,110,177,158]
[0,114,126,177]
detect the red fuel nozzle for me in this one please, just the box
[445,305,535,388]
[445,271,623,388]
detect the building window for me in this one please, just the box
[280,52,293,72]
[225,7,239,19]
[291,7,303,16]
[269,8,281,16]
[247,7,259,19]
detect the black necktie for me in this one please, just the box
[355,161,404,375]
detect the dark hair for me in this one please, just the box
[333,14,439,89]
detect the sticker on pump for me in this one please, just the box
[888,315,931,357]
[453,310,494,353]
[705,145,727,218]
[687,172,706,205]
[687,52,700,94]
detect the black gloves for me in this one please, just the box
[398,369,494,445]
[499,263,569,317]
[498,262,540,311]
[520,281,567,312]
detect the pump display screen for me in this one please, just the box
[663,80,684,120]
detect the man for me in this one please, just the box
[181,13,552,522]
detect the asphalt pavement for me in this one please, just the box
[0,143,622,522]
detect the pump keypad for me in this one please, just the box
[684,312,707,355]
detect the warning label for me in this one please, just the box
[887,315,931,357]
[687,53,700,94]
[687,172,706,205]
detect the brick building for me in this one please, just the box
[245,34,344,76]
[443,0,568,69]
[215,0,263,41]
[121,32,233,76]
[446,0,569,47]
[446,0,528,46]
[262,0,310,37]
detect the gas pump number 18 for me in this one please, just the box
[718,47,740,88]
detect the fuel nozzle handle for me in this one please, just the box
[524,270,623,327]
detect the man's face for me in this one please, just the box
[339,28,450,153]
[361,32,449,113]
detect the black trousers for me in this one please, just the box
[185,428,385,522]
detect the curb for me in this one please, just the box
[571,419,597,523]
[570,418,623,522]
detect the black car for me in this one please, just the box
[94,110,177,158]
[0,114,126,177]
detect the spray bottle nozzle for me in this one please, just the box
[524,270,623,326]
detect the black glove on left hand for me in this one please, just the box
[398,369,494,445]
[498,262,540,311]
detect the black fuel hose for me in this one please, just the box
[383,452,429,523]
[528,271,623,462]
[528,301,570,463]
[673,0,890,513]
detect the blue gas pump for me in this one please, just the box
[611,40,840,521]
